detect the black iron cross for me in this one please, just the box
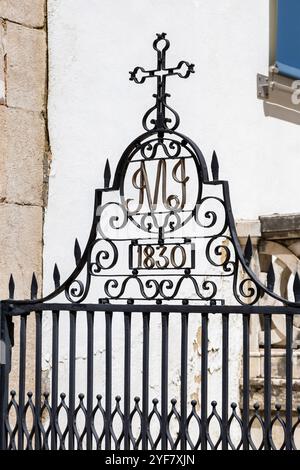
[129,33,195,131]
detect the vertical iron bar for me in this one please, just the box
[51,310,59,450]
[0,303,5,451]
[264,313,271,450]
[105,310,112,450]
[18,314,27,450]
[161,312,169,450]
[0,303,10,450]
[222,313,229,450]
[180,311,188,450]
[242,313,250,450]
[201,313,208,450]
[68,311,76,450]
[285,313,293,450]
[35,311,42,450]
[124,311,132,450]
[142,312,150,450]
[86,311,94,450]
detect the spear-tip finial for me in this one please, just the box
[294,272,300,302]
[211,151,219,181]
[244,235,253,267]
[31,273,38,300]
[104,159,111,188]
[53,263,61,289]
[267,261,275,292]
[8,274,15,299]
[74,238,81,266]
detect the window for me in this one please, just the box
[257,0,300,122]
[276,0,300,80]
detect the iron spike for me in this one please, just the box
[293,272,300,302]
[244,235,253,267]
[267,262,275,292]
[8,274,15,299]
[211,151,219,181]
[53,263,60,289]
[74,238,81,266]
[31,273,38,300]
[104,159,111,188]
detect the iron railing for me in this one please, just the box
[1,301,299,450]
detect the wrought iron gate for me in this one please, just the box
[0,34,300,451]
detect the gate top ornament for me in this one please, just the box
[129,32,194,132]
[10,34,300,307]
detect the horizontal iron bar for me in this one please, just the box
[92,234,228,242]
[129,155,194,163]
[4,302,300,315]
[69,274,234,278]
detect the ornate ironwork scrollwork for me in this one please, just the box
[65,279,88,303]
[206,236,235,275]
[195,197,228,236]
[104,276,160,300]
[96,202,128,239]
[17,32,299,309]
[120,134,201,235]
[102,272,219,302]
[232,262,262,306]
[90,240,118,275]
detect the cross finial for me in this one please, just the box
[129,33,195,132]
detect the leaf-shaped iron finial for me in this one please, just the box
[267,262,275,292]
[104,159,111,188]
[211,151,219,181]
[31,273,38,300]
[244,235,253,267]
[74,238,81,266]
[294,272,300,302]
[8,274,15,299]
[53,263,60,290]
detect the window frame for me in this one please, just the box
[257,0,300,120]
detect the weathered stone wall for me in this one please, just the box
[0,1,49,391]
[0,0,48,297]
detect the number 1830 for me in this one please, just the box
[129,242,195,270]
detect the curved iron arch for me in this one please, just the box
[112,129,209,191]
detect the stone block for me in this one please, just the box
[247,377,300,411]
[6,22,46,111]
[258,350,300,380]
[0,106,45,205]
[260,213,300,240]
[250,352,261,378]
[236,219,261,246]
[0,203,43,299]
[0,0,45,28]
[0,203,43,397]
[0,20,5,104]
